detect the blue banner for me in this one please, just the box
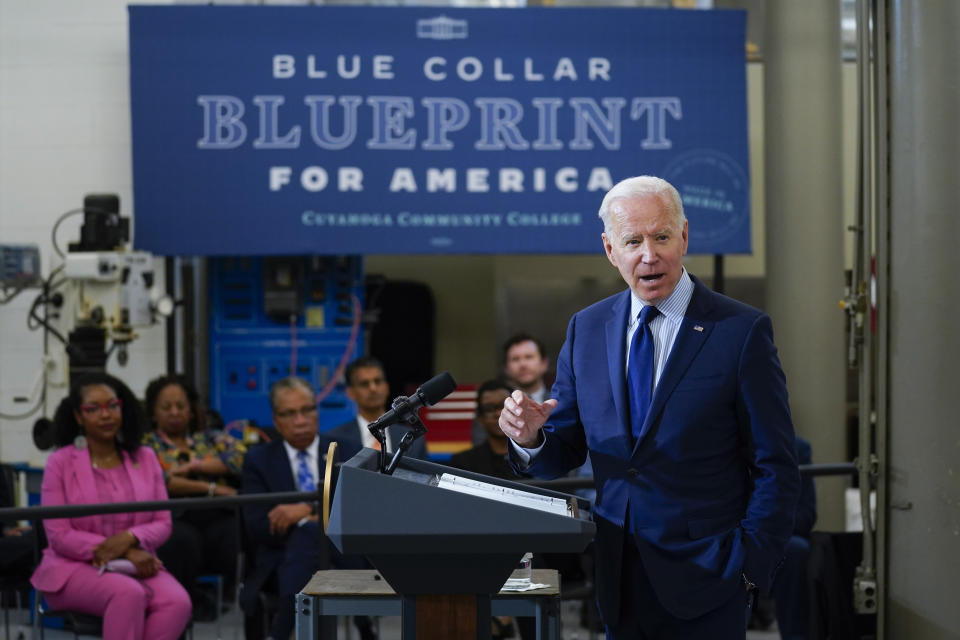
[129,6,749,255]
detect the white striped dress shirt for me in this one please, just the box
[627,268,694,388]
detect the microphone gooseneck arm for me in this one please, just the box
[385,411,428,475]
[368,391,426,474]
[366,371,457,473]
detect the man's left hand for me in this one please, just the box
[267,503,312,535]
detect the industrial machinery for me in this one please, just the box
[52,194,172,378]
[0,194,171,442]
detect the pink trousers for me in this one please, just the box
[44,564,191,640]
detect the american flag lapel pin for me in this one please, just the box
[694,325,704,332]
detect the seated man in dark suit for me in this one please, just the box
[450,379,515,478]
[241,376,374,640]
[321,356,428,462]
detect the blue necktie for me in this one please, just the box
[627,305,660,441]
[296,450,316,492]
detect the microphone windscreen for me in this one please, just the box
[419,371,457,405]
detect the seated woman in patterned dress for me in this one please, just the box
[142,374,246,612]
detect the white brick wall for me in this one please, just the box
[0,0,172,464]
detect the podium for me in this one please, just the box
[319,448,595,639]
[296,569,562,640]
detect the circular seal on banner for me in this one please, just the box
[662,149,749,251]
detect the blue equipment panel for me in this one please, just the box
[208,256,364,431]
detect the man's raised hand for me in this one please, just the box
[498,389,558,448]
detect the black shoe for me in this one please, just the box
[748,595,776,630]
[353,615,377,640]
[492,617,515,640]
[192,590,217,623]
[580,600,605,631]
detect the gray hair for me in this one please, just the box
[598,176,686,234]
[269,376,316,413]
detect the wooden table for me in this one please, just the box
[295,569,561,640]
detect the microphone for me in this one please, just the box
[368,371,457,431]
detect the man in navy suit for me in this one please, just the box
[500,176,800,639]
[321,356,428,462]
[242,376,374,640]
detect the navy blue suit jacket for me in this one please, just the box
[241,438,318,549]
[320,417,429,463]
[240,437,322,611]
[513,276,800,622]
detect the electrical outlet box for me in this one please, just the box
[45,352,69,388]
[0,244,42,289]
[853,570,878,614]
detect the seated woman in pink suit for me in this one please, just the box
[30,372,192,640]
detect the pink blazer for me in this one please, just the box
[30,445,172,592]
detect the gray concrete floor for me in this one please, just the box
[4,600,783,639]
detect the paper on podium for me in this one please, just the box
[434,473,576,518]
[501,579,551,592]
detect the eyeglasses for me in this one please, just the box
[79,399,123,415]
[274,405,318,420]
[478,403,504,416]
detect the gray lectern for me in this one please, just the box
[322,448,595,639]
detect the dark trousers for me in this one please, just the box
[272,523,323,640]
[0,530,35,579]
[605,531,750,640]
[270,521,370,640]
[157,510,238,602]
[772,535,811,640]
